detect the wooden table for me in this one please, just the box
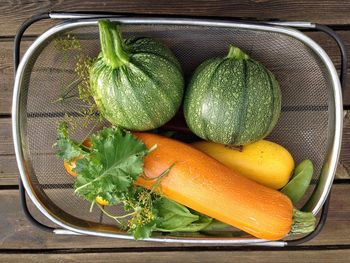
[0,1,349,262]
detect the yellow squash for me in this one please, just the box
[191,140,294,189]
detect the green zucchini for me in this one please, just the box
[90,19,184,131]
[184,45,281,145]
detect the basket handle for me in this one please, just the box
[49,11,126,20]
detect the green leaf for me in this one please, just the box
[153,198,229,233]
[154,198,199,231]
[131,222,157,240]
[201,219,230,231]
[73,127,149,205]
[54,122,86,161]
[165,214,213,232]
[281,159,314,205]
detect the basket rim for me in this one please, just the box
[12,16,343,244]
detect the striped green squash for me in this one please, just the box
[184,45,281,145]
[90,20,184,131]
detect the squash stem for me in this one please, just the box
[98,19,129,68]
[226,45,249,60]
[290,208,316,235]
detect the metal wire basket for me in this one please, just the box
[12,12,346,246]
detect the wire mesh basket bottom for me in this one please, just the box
[19,22,332,239]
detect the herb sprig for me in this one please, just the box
[53,34,99,131]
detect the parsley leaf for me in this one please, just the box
[73,127,149,205]
[55,122,228,240]
[54,122,86,161]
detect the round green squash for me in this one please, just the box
[184,45,281,145]
[90,20,184,131]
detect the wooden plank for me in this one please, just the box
[1,249,350,263]
[1,0,350,37]
[1,30,350,116]
[0,119,13,155]
[0,39,30,115]
[0,156,18,186]
[0,184,349,249]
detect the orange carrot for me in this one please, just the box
[135,133,293,240]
